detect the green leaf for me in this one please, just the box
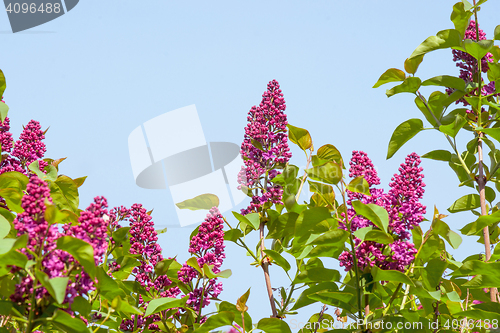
[0,103,8,123]
[421,75,466,91]
[347,176,370,196]
[372,266,414,286]
[491,45,500,63]
[453,260,500,277]
[0,188,23,213]
[387,119,423,159]
[487,63,500,83]
[257,318,292,333]
[144,296,188,317]
[73,176,87,188]
[251,138,264,151]
[422,258,448,290]
[373,68,406,88]
[51,309,89,333]
[353,226,372,241]
[287,124,312,151]
[56,236,96,278]
[28,160,57,182]
[409,29,463,59]
[293,267,340,284]
[264,249,291,271]
[316,144,343,166]
[414,94,441,127]
[450,2,473,37]
[154,257,177,276]
[35,271,68,304]
[352,201,389,232]
[232,211,260,231]
[0,215,10,239]
[202,264,231,279]
[364,230,394,244]
[404,55,424,75]
[71,296,91,317]
[432,219,462,249]
[223,229,243,242]
[236,288,251,313]
[112,227,131,244]
[462,39,494,60]
[95,266,127,301]
[305,161,342,185]
[295,207,331,239]
[291,282,338,310]
[448,194,481,213]
[0,70,6,99]
[175,193,219,210]
[186,257,203,275]
[306,245,342,258]
[308,181,335,206]
[481,128,500,143]
[457,309,500,321]
[194,313,236,333]
[111,295,142,315]
[50,175,79,213]
[461,210,500,236]
[438,114,467,138]
[422,149,452,162]
[308,291,353,305]
[386,77,421,97]
[308,229,348,247]
[219,301,252,331]
[495,25,500,41]
[0,171,28,192]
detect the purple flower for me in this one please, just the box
[449,20,498,108]
[61,197,110,304]
[0,117,48,186]
[339,152,425,272]
[178,207,226,312]
[118,204,180,332]
[12,120,46,169]
[11,176,61,303]
[238,80,292,215]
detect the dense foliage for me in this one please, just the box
[1,1,500,332]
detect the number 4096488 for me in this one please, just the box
[5,3,61,14]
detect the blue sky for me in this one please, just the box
[2,0,500,330]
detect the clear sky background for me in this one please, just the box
[2,0,500,330]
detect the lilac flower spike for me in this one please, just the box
[178,207,226,311]
[11,176,61,303]
[238,80,292,215]
[339,151,425,272]
[449,20,497,107]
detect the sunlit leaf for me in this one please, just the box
[373,68,406,88]
[409,29,463,59]
[387,119,423,159]
[287,124,312,151]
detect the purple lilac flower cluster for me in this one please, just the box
[62,197,110,303]
[11,176,61,303]
[448,20,497,108]
[338,151,426,272]
[118,204,180,332]
[10,176,110,308]
[238,80,292,215]
[0,117,47,176]
[178,207,225,312]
